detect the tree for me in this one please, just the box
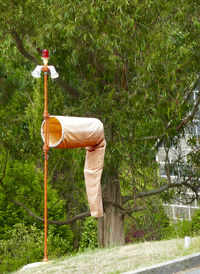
[1,0,200,247]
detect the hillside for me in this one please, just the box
[15,237,200,274]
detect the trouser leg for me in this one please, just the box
[84,138,106,218]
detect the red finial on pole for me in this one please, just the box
[42,49,49,59]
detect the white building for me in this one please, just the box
[157,89,200,220]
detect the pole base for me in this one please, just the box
[43,258,48,263]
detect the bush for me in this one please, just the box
[78,217,98,252]
[0,223,74,274]
[164,209,200,240]
[47,224,74,257]
[191,209,200,235]
[125,198,171,243]
[169,219,193,238]
[0,223,43,273]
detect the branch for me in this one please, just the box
[11,30,80,97]
[0,149,8,181]
[103,198,124,213]
[122,206,145,214]
[123,176,193,204]
[134,95,200,142]
[103,198,145,215]
[11,30,39,65]
[183,181,199,201]
[0,178,6,191]
[11,199,90,224]
[176,93,200,131]
[54,77,80,98]
[135,183,175,199]
[123,185,172,204]
[136,175,193,199]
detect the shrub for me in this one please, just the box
[169,219,193,238]
[0,223,43,273]
[191,209,200,235]
[47,224,74,258]
[78,217,98,252]
[0,222,74,274]
[125,198,171,243]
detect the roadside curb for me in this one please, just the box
[123,252,200,274]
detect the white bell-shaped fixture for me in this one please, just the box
[31,66,59,79]
[48,66,59,79]
[31,66,42,78]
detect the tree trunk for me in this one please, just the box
[97,180,125,247]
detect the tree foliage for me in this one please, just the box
[1,0,200,248]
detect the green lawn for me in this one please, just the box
[14,237,200,274]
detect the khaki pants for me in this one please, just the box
[41,116,106,217]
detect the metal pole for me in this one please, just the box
[42,65,50,262]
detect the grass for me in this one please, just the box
[15,237,200,274]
